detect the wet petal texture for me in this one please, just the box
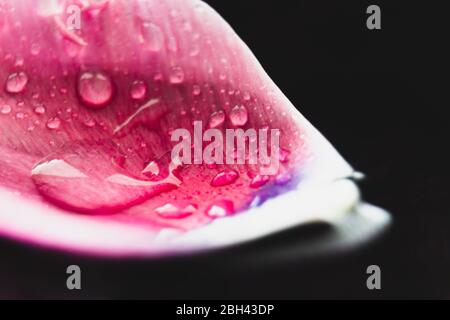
[0,0,353,255]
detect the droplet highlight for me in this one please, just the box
[229,105,248,126]
[0,104,11,115]
[5,72,28,93]
[155,203,196,219]
[208,110,225,128]
[205,200,235,218]
[77,71,113,108]
[169,66,184,84]
[46,117,61,130]
[211,169,239,187]
[249,174,269,188]
[34,105,46,115]
[31,142,181,215]
[130,80,147,100]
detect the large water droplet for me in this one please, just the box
[5,72,28,93]
[130,80,147,100]
[14,57,24,67]
[208,110,225,128]
[31,142,181,214]
[229,105,248,126]
[211,169,239,187]
[77,71,113,108]
[205,200,234,218]
[169,66,184,84]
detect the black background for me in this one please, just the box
[0,0,449,299]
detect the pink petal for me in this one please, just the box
[0,0,356,256]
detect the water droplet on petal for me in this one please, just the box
[249,174,270,188]
[46,117,61,130]
[15,112,24,119]
[0,104,11,115]
[211,169,239,187]
[34,105,46,115]
[183,204,197,214]
[153,73,163,81]
[205,200,234,218]
[31,143,180,215]
[229,105,248,126]
[155,203,177,215]
[5,72,28,93]
[192,84,201,96]
[77,71,113,108]
[83,117,96,128]
[208,110,225,128]
[14,57,24,67]
[130,80,147,100]
[169,66,184,84]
